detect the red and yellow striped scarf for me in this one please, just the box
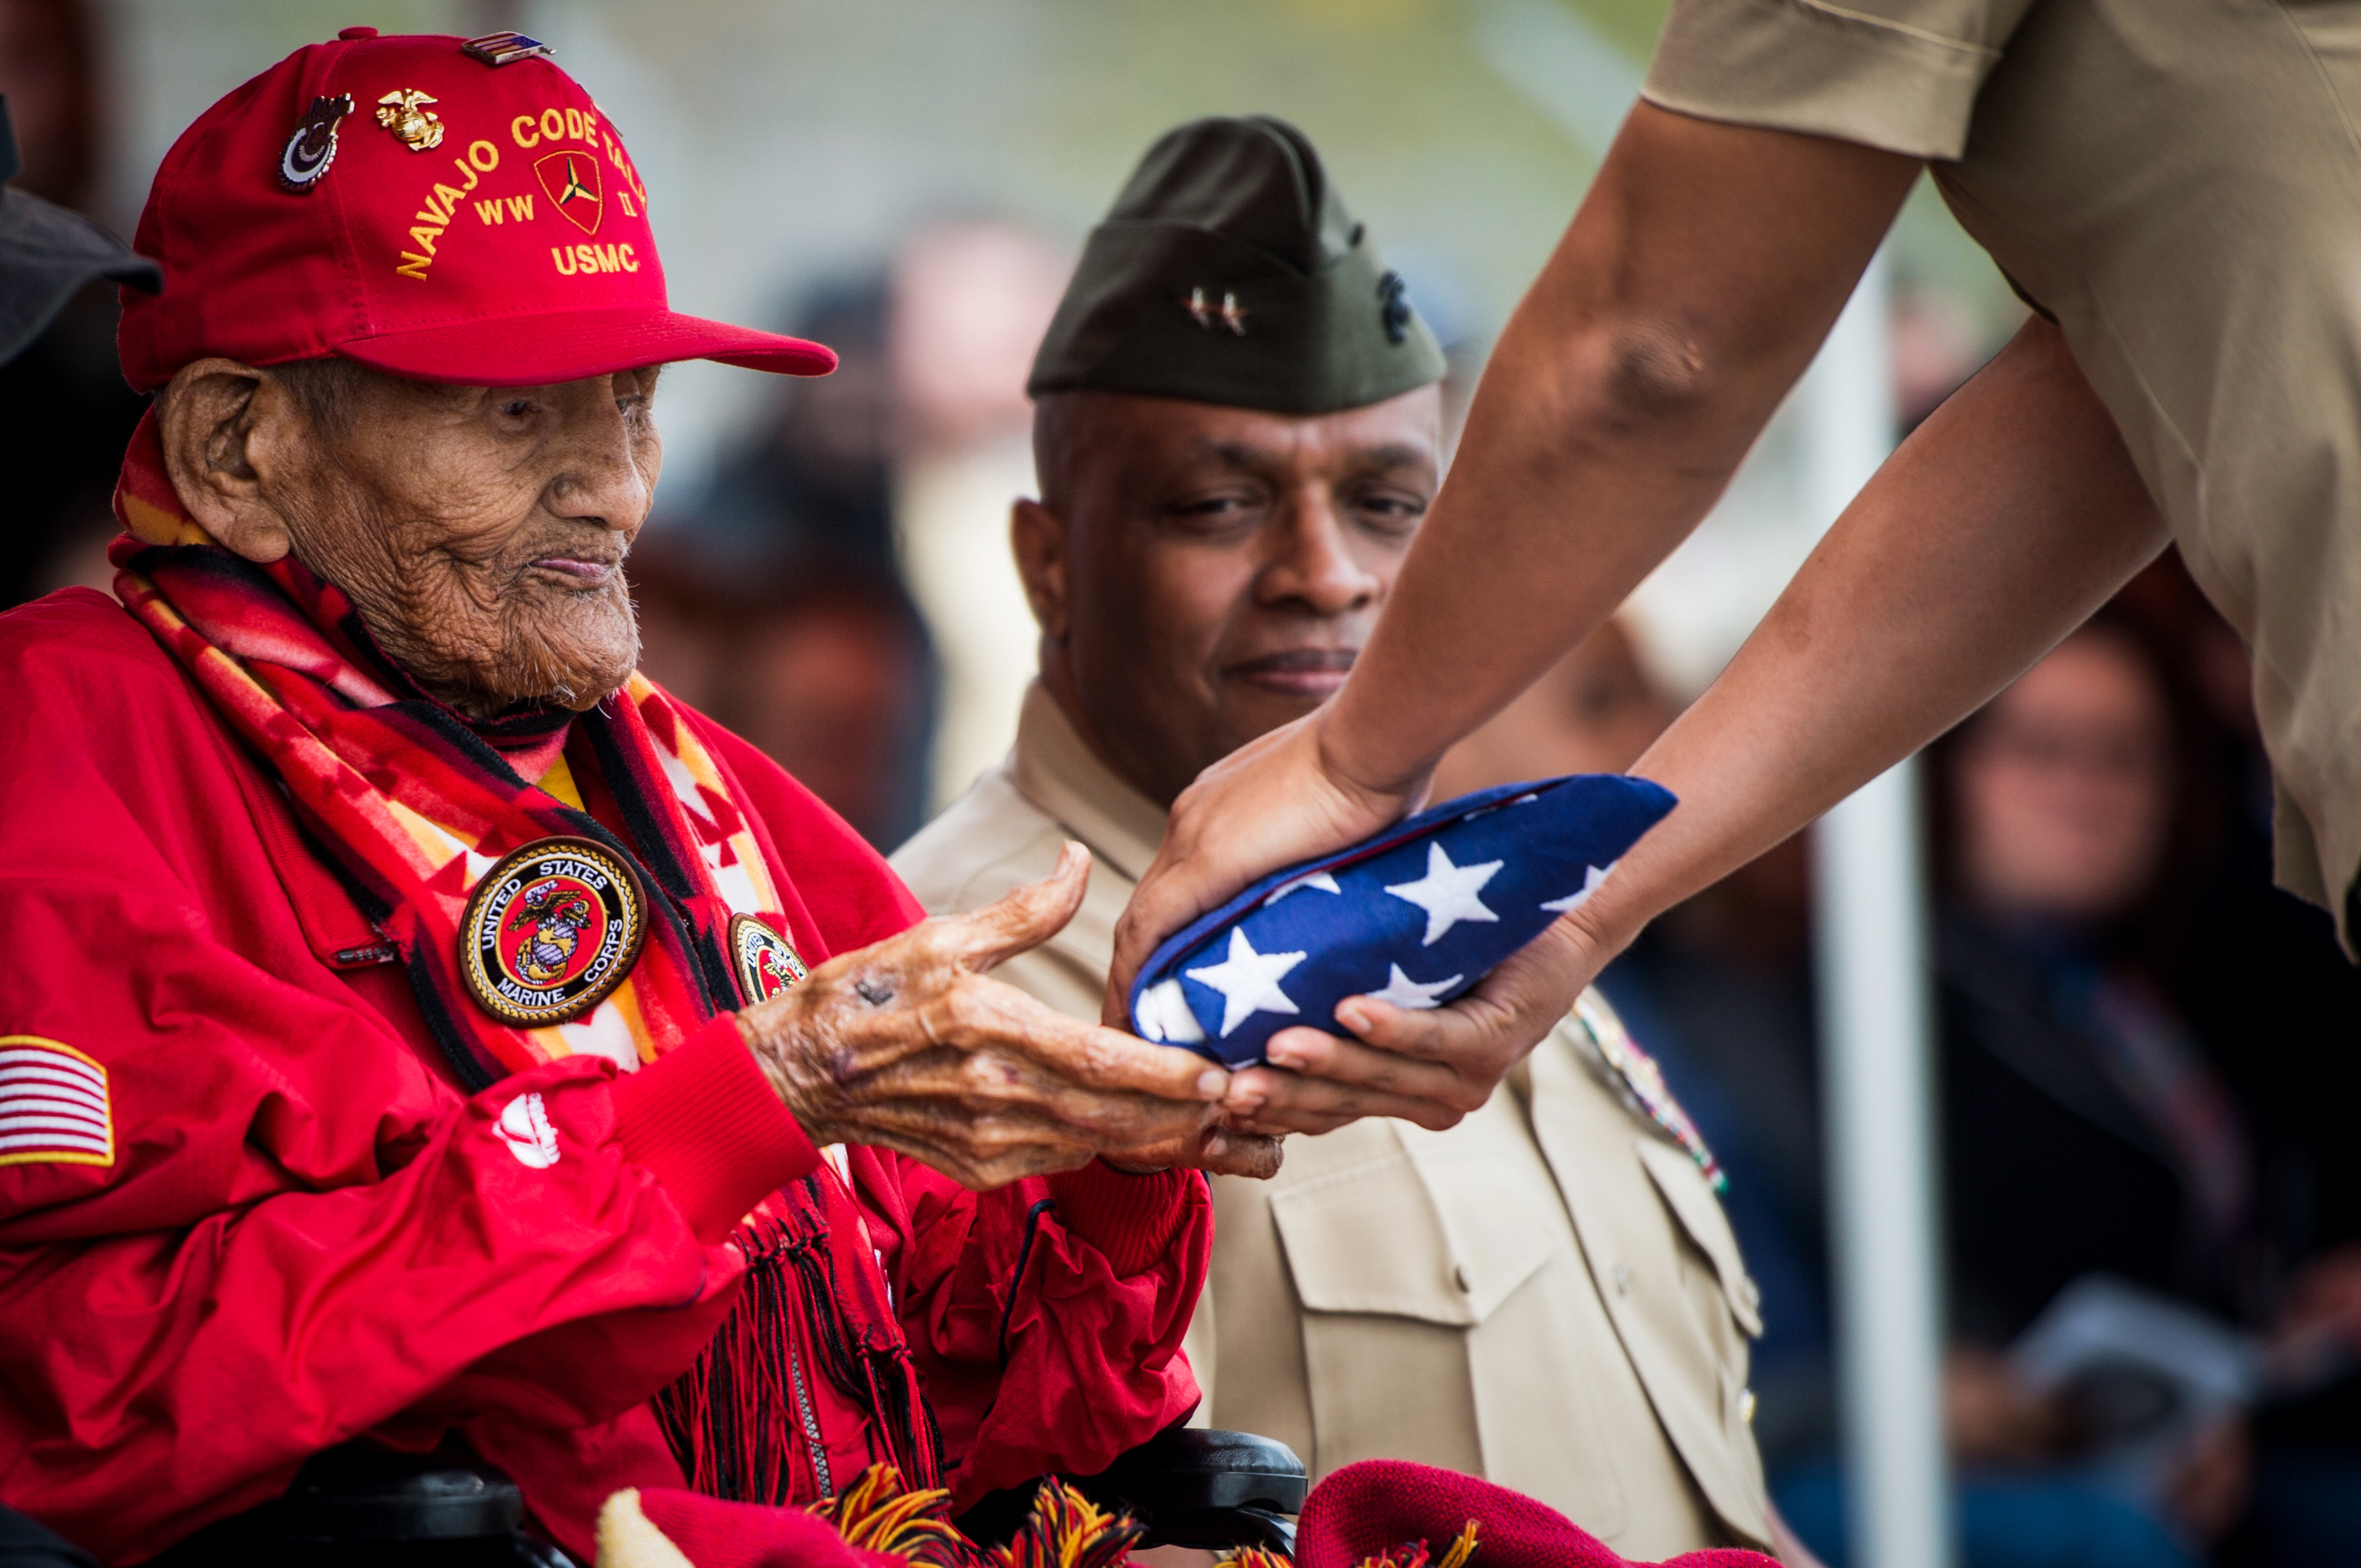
[109,407,792,1088]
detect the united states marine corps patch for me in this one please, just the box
[730,913,808,1002]
[461,837,648,1026]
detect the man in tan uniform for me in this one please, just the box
[892,116,1784,1561]
[1117,1,2361,1076]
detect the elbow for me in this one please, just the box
[1509,311,1741,453]
[1596,317,1719,430]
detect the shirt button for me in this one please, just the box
[1739,1388,1759,1424]
[1452,1264,1473,1293]
[1613,1262,1631,1296]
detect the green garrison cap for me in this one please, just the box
[1027,115,1446,415]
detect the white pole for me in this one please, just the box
[1800,253,1956,1568]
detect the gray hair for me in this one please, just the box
[268,355,375,441]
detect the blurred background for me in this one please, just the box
[8,2,2359,1562]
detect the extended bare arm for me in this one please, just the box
[1553,312,2167,984]
[1111,103,1921,1010]
[1114,106,2167,1135]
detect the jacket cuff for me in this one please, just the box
[612,1014,820,1244]
[1045,1160,1198,1278]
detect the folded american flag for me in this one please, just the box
[1128,775,1676,1066]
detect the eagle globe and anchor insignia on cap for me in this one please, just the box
[375,89,446,152]
[461,837,649,1026]
[730,914,808,1003]
[277,93,356,193]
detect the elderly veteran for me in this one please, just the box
[0,32,1267,1564]
[892,117,1783,1561]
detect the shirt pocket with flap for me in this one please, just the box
[1268,1131,1562,1327]
[1635,1136,1763,1339]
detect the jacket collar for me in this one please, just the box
[1009,681,1168,885]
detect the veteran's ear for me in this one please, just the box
[1011,497,1071,641]
[156,357,304,563]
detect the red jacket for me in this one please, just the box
[0,590,1207,1564]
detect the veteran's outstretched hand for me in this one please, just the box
[739,842,1249,1189]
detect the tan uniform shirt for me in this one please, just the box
[891,685,1774,1556]
[1646,0,2361,945]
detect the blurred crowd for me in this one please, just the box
[5,3,2359,1565]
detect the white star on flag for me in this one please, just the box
[1134,978,1207,1044]
[1384,841,1504,946]
[1185,928,1309,1037]
[1263,869,1342,906]
[1366,963,1462,1010]
[1541,861,1617,914]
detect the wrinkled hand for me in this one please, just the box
[737,842,1233,1190]
[1218,910,1594,1136]
[1106,711,1422,1027]
[1099,1120,1287,1182]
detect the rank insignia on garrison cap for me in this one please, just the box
[731,913,808,1003]
[277,93,355,192]
[1130,774,1676,1067]
[461,837,648,1026]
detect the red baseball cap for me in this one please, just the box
[119,26,834,393]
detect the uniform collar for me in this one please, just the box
[1009,681,1168,885]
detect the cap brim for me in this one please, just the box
[334,304,837,386]
[0,187,161,365]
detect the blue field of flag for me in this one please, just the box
[1128,774,1676,1066]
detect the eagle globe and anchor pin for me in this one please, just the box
[461,838,649,1026]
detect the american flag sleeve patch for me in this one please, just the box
[0,1038,114,1167]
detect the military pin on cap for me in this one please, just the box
[461,31,555,67]
[278,93,355,193]
[1378,271,1413,345]
[376,90,445,151]
[1186,287,1247,337]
